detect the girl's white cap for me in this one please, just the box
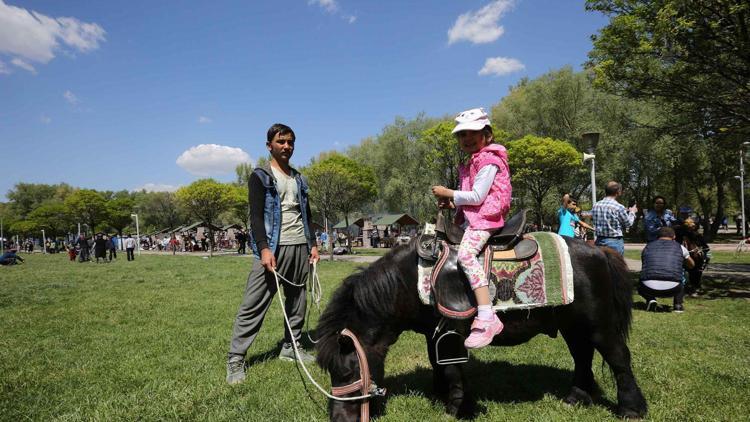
[452,108,491,134]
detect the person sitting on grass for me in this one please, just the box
[0,248,25,265]
[639,226,694,313]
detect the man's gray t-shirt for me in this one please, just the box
[271,166,307,245]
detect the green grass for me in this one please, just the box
[349,247,390,256]
[1,254,749,421]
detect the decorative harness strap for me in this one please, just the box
[330,328,380,422]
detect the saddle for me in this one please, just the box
[417,210,539,319]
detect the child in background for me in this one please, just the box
[431,108,512,349]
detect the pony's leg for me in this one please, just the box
[594,336,648,418]
[425,334,472,418]
[560,328,601,406]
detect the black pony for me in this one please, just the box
[315,236,647,421]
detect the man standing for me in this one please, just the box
[639,227,694,313]
[592,181,637,255]
[235,230,246,255]
[75,234,90,262]
[124,234,136,261]
[109,234,118,261]
[558,193,593,238]
[226,123,319,385]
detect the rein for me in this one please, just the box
[330,328,385,422]
[271,265,384,420]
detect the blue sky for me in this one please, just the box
[0,0,608,199]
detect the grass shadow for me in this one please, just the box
[382,360,617,419]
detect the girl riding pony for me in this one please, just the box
[432,108,512,349]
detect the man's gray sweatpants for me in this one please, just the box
[228,244,309,357]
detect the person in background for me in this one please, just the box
[644,196,677,242]
[558,193,593,238]
[0,248,25,265]
[124,234,136,261]
[592,181,637,255]
[639,227,694,313]
[107,234,117,261]
[76,234,90,262]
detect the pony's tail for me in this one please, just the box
[604,248,634,340]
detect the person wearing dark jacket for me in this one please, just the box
[226,123,319,385]
[75,234,90,262]
[639,226,695,313]
[0,249,24,265]
[93,233,107,263]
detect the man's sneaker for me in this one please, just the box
[279,342,315,363]
[673,304,685,313]
[646,300,658,312]
[226,355,246,385]
[464,314,504,349]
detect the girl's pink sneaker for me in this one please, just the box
[464,314,504,349]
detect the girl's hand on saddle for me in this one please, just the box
[431,185,453,199]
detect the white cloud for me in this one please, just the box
[176,144,252,176]
[11,57,35,73]
[0,0,105,74]
[0,59,10,74]
[479,56,525,76]
[197,116,212,124]
[40,114,51,124]
[63,89,79,104]
[309,0,357,24]
[133,183,180,193]
[448,0,514,45]
[310,0,337,13]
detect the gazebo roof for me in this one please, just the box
[372,213,419,226]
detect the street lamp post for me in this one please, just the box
[582,132,600,205]
[1,215,4,255]
[131,213,141,256]
[41,229,47,254]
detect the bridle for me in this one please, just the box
[330,328,386,422]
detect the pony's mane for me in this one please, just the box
[316,242,416,371]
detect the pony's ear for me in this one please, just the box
[337,334,356,354]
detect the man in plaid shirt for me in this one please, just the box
[592,181,637,255]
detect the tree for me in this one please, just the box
[587,0,750,135]
[136,191,184,232]
[235,162,254,187]
[347,115,439,221]
[6,182,73,219]
[228,184,249,230]
[491,67,602,149]
[506,136,581,225]
[64,189,108,234]
[175,179,235,256]
[106,195,135,236]
[304,153,377,253]
[27,201,73,238]
[587,0,749,237]
[419,121,466,190]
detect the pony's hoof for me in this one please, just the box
[617,407,647,419]
[564,386,594,406]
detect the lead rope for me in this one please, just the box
[272,267,375,403]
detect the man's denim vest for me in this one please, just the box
[248,165,314,258]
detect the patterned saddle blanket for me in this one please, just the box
[418,231,575,318]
